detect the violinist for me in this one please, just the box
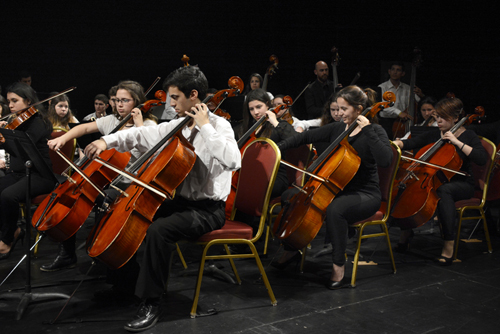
[378,61,423,138]
[272,94,299,126]
[0,83,55,260]
[84,66,241,332]
[239,88,297,199]
[393,97,488,265]
[42,80,157,272]
[273,86,392,289]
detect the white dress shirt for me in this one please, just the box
[101,113,241,202]
[378,80,420,118]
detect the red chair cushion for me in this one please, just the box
[351,211,384,226]
[196,220,253,242]
[455,198,481,208]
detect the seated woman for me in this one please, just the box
[273,86,393,289]
[41,80,157,271]
[393,97,488,265]
[238,88,296,199]
[0,82,55,259]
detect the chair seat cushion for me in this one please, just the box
[351,211,384,226]
[455,198,481,208]
[196,220,253,242]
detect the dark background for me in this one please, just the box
[1,1,497,122]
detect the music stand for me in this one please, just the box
[0,128,69,320]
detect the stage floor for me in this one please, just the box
[1,214,499,334]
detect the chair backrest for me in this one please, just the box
[233,138,281,239]
[49,127,77,175]
[283,144,313,187]
[379,142,402,215]
[486,148,500,201]
[471,137,496,202]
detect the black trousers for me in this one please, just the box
[436,181,474,240]
[281,187,380,266]
[0,172,55,244]
[108,196,226,300]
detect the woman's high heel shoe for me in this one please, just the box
[0,228,26,260]
[271,251,302,270]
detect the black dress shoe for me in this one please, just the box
[124,301,161,332]
[40,243,77,272]
[326,276,349,290]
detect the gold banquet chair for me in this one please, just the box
[453,137,496,260]
[348,141,400,287]
[189,138,281,318]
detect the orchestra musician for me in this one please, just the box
[0,83,56,259]
[239,88,297,199]
[274,86,393,289]
[43,80,157,272]
[83,66,241,332]
[393,97,488,265]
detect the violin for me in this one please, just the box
[273,92,396,249]
[0,87,76,143]
[86,76,244,269]
[262,54,278,92]
[391,110,481,229]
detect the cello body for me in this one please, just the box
[87,136,196,269]
[273,137,360,250]
[32,149,131,241]
[391,142,462,229]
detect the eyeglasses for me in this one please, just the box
[115,98,133,104]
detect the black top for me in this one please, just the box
[402,128,488,185]
[6,114,53,174]
[304,79,334,119]
[278,122,393,195]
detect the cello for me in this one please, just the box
[273,91,396,250]
[391,110,484,229]
[32,89,166,241]
[86,77,244,269]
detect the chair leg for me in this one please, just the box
[263,225,270,255]
[247,242,277,306]
[382,223,397,274]
[176,243,188,269]
[224,244,241,284]
[351,227,363,288]
[453,211,463,260]
[191,243,211,318]
[33,232,42,257]
[481,211,493,253]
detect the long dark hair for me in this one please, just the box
[47,94,74,129]
[6,82,51,131]
[241,88,273,138]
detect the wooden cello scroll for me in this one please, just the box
[182,54,190,67]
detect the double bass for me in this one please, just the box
[262,55,278,92]
[86,77,244,269]
[273,92,396,250]
[392,47,422,139]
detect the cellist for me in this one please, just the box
[84,66,241,332]
[393,97,488,265]
[43,80,157,271]
[273,86,393,289]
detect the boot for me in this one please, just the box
[40,239,77,272]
